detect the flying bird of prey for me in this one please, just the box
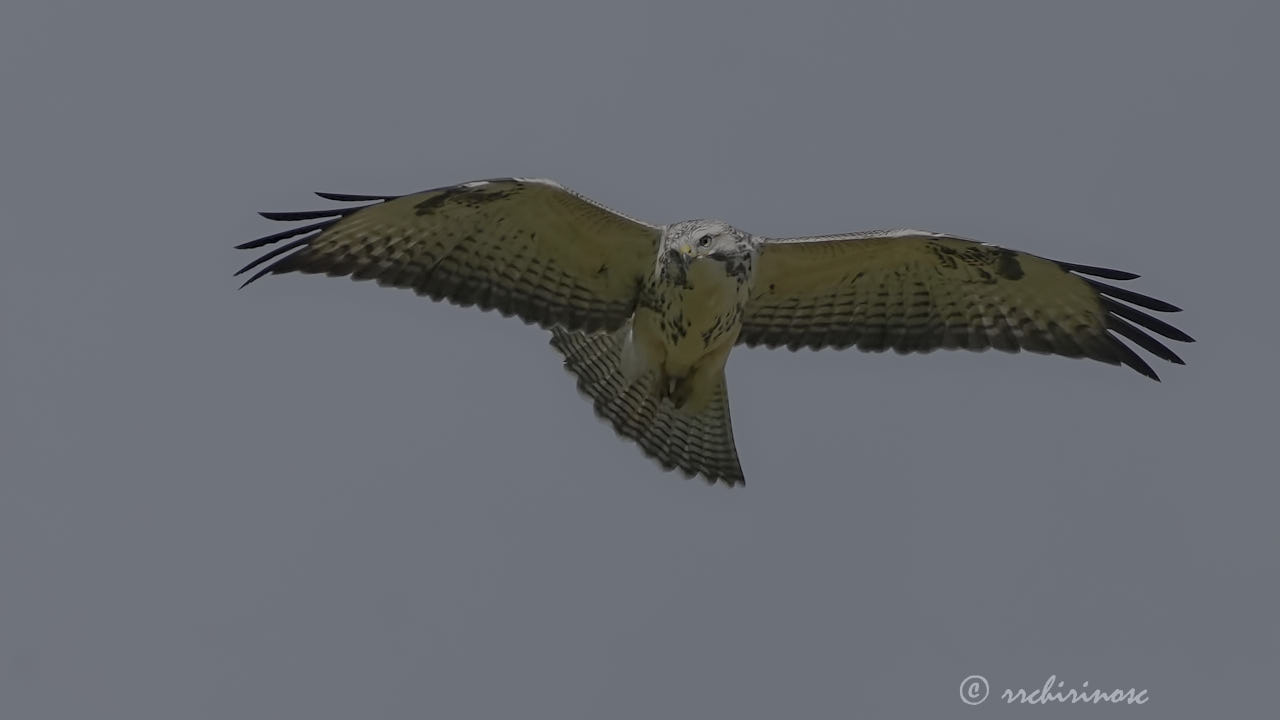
[236,178,1192,486]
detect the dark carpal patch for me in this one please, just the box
[994,249,1024,280]
[931,242,1026,284]
[414,182,520,217]
[926,241,960,270]
[413,186,470,216]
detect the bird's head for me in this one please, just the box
[660,219,753,276]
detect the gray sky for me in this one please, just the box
[2,1,1276,717]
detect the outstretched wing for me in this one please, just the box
[741,230,1193,380]
[236,178,661,333]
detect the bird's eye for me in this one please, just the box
[697,235,712,247]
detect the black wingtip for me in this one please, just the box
[238,267,273,289]
[258,208,355,222]
[1108,315,1186,366]
[314,191,398,202]
[235,219,333,250]
[233,235,312,279]
[237,194,392,289]
[1059,261,1141,280]
[237,249,302,289]
[1107,331,1163,381]
[1100,297,1194,343]
[1086,279,1183,313]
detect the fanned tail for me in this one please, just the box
[549,327,745,486]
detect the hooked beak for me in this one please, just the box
[679,244,693,256]
[663,246,689,267]
[662,246,691,287]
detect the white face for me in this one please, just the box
[658,219,755,286]
[663,219,741,262]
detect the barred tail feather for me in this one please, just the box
[549,327,745,486]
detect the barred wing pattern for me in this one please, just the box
[236,178,661,333]
[550,327,744,486]
[742,230,1193,380]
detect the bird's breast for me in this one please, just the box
[638,259,749,375]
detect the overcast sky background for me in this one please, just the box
[2,1,1277,717]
